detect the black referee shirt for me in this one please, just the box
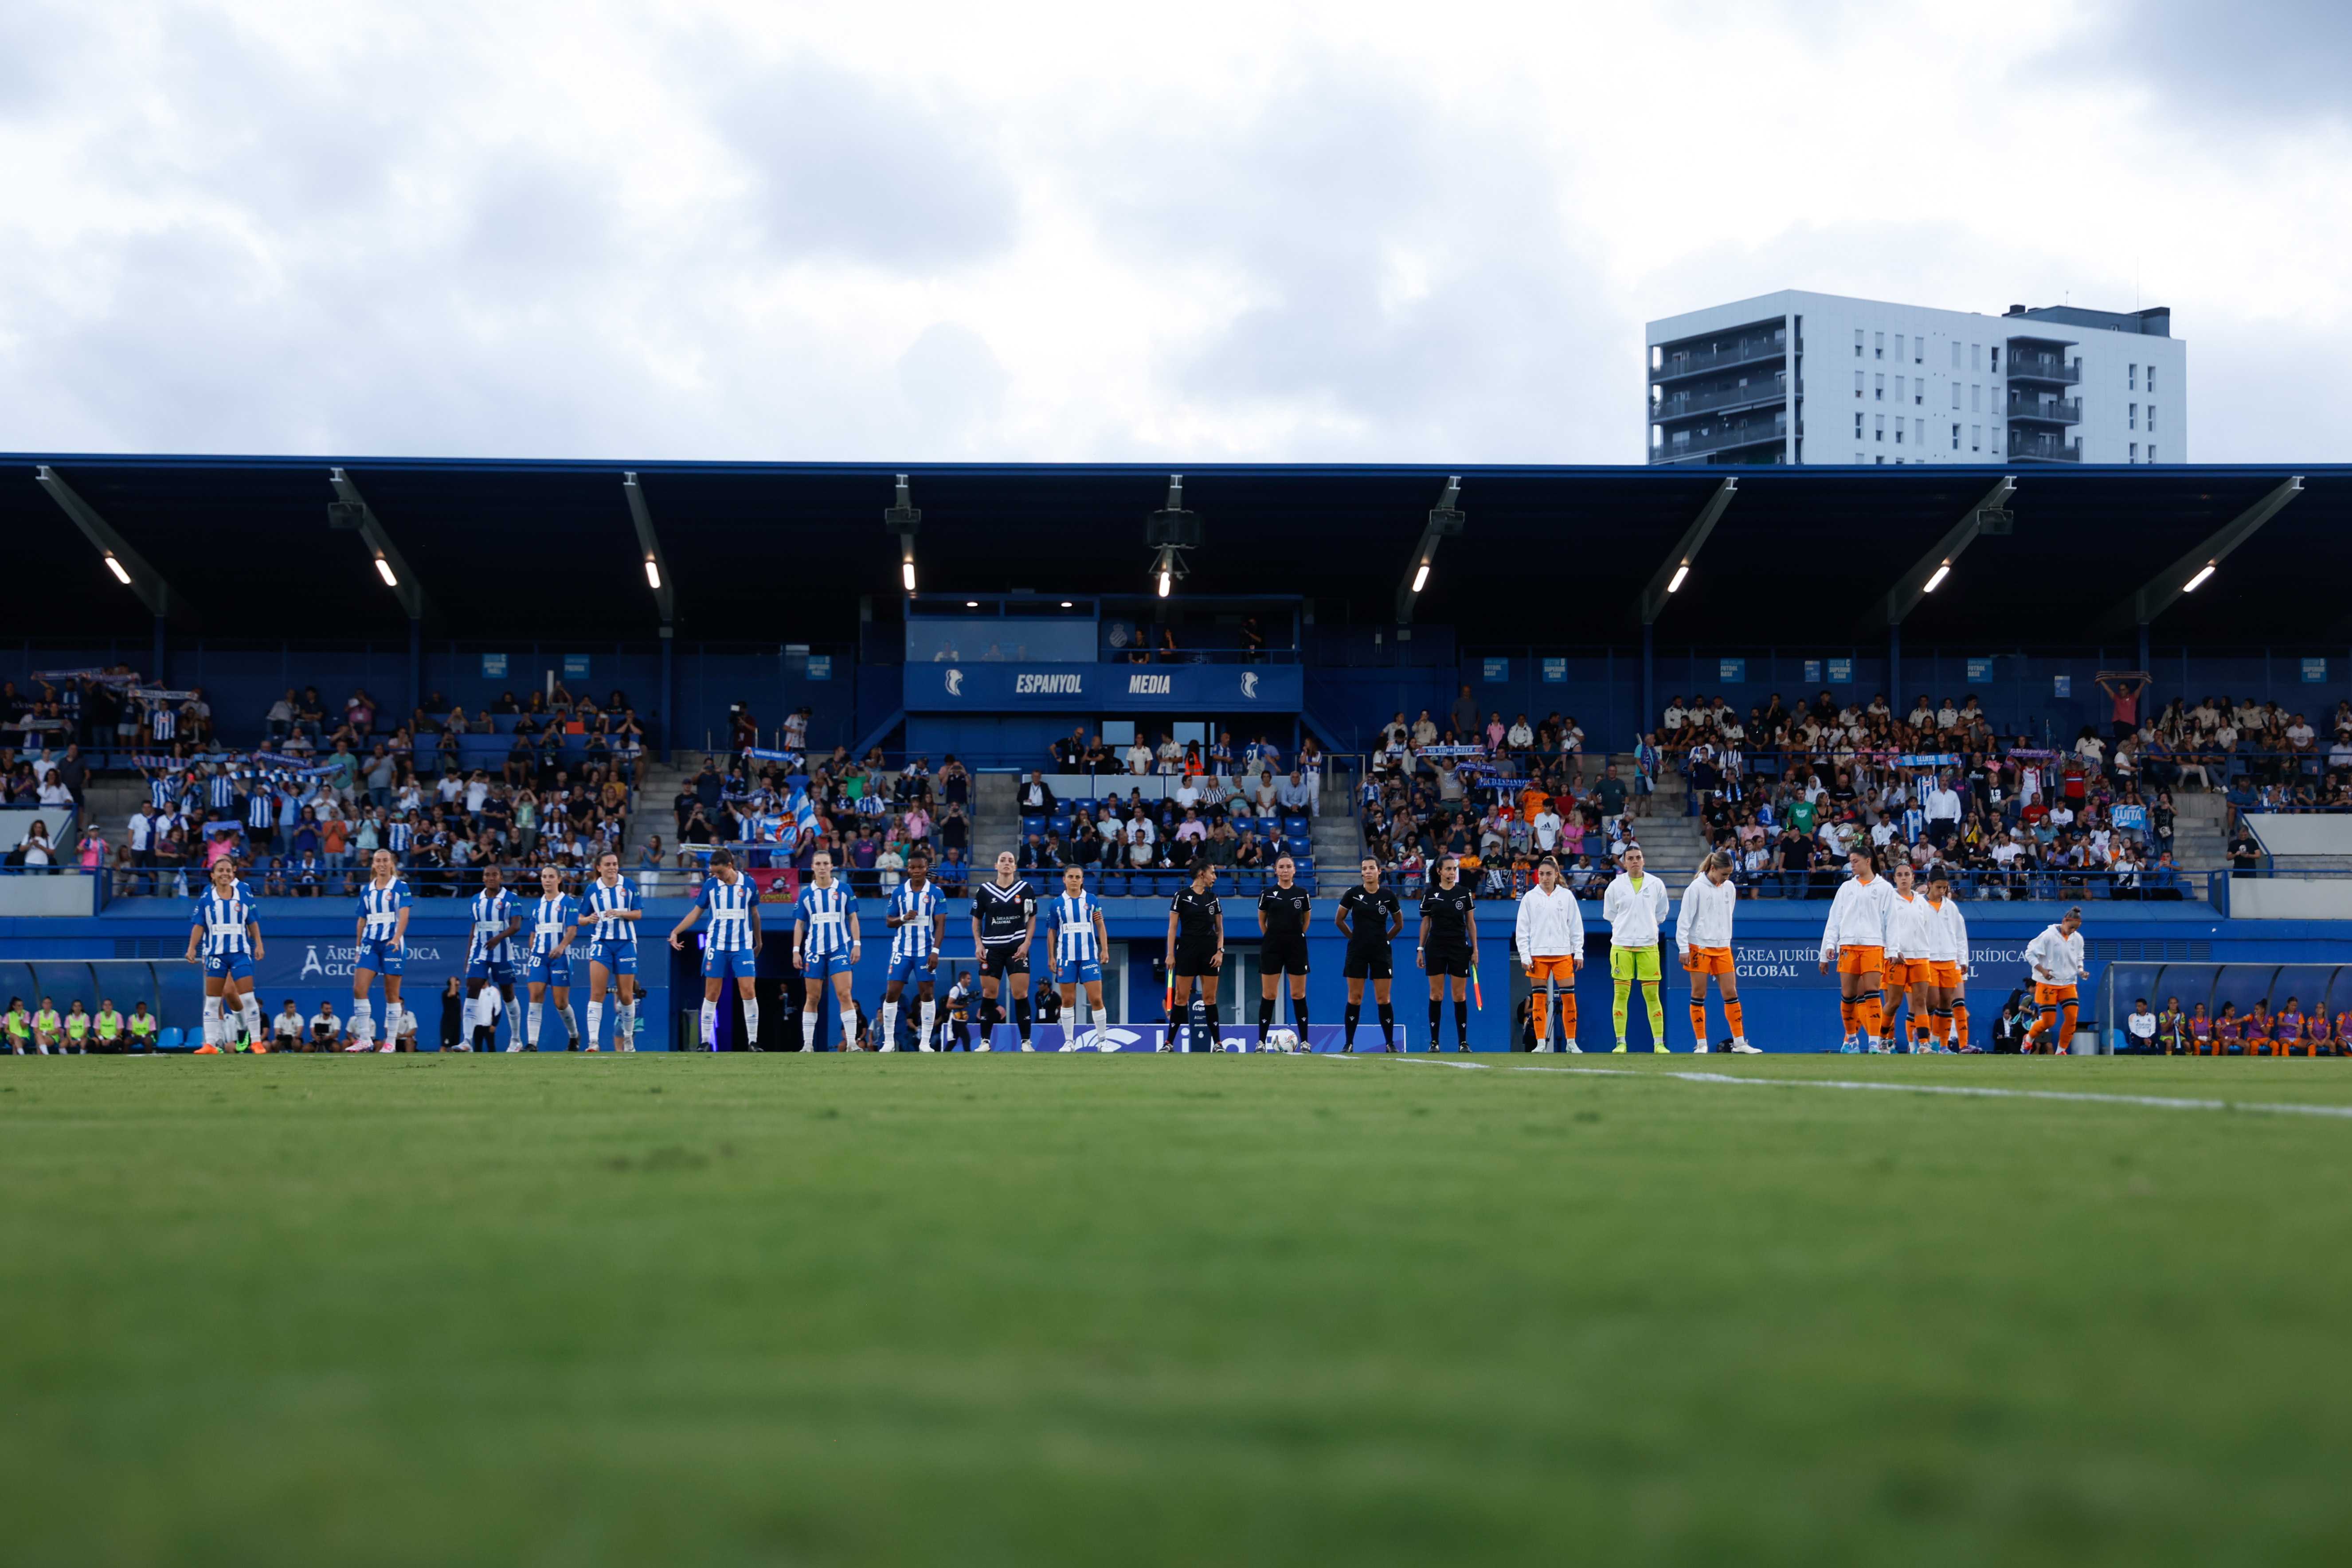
[1419,883,1476,949]
[1338,884,1400,943]
[1258,884,1312,938]
[1171,885,1221,944]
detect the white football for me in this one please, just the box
[1268,1028,1299,1052]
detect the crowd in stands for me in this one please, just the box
[676,747,973,896]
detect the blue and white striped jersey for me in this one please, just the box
[695,873,760,952]
[207,771,236,811]
[528,892,579,956]
[888,880,942,961]
[468,888,520,964]
[150,705,176,741]
[387,818,413,854]
[192,884,260,956]
[245,786,275,829]
[795,880,856,961]
[582,877,640,948]
[149,773,176,809]
[1048,890,1103,966]
[355,878,412,940]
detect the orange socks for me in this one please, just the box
[1689,1003,1709,1048]
[1859,995,1885,1042]
[1952,1000,1969,1049]
[1726,998,1744,1038]
[1839,999,1859,1037]
[1560,995,1577,1037]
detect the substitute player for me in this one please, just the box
[667,848,762,1052]
[1515,854,1584,1053]
[523,865,583,1051]
[1165,860,1225,1052]
[2022,906,2086,1055]
[1818,845,1895,1052]
[881,848,945,1052]
[462,863,524,1051]
[971,851,1038,1052]
[185,858,267,1054]
[793,850,861,1052]
[1335,857,1402,1052]
[1882,862,1932,1052]
[345,848,411,1053]
[1418,853,1479,1052]
[1676,852,1754,1052]
[1257,853,1313,1052]
[1602,844,1672,1052]
[1046,864,1110,1051]
[1918,866,1971,1052]
[581,850,644,1051]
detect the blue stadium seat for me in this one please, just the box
[1021,815,1047,837]
[157,1026,184,1051]
[1282,815,1311,840]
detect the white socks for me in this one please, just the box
[349,997,373,1046]
[881,1001,899,1052]
[919,997,937,1051]
[527,1001,542,1048]
[586,1001,603,1050]
[839,1009,857,1051]
[701,997,718,1051]
[742,999,759,1049]
[202,995,224,1047]
[618,1001,635,1051]
[560,1002,579,1043]
[239,993,262,1044]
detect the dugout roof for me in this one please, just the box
[8,454,2350,649]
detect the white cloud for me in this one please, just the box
[0,0,2345,461]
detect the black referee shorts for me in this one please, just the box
[1173,938,1221,978]
[1342,943,1393,981]
[1422,943,1472,978]
[1260,933,1310,976]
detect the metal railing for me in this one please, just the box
[2006,356,2081,385]
[2006,394,2082,423]
[1651,336,1789,380]
[1653,414,1789,458]
[2008,430,2081,461]
[1651,379,1792,423]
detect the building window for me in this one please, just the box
[1951,383,1961,410]
[1970,383,1981,413]
[1855,412,1864,438]
[1916,418,1926,443]
[1894,375,1905,403]
[1970,425,1980,451]
[1855,329,1864,358]
[2149,446,2157,461]
[1990,346,2001,372]
[1875,374,1884,401]
[1894,333,1905,361]
[2148,404,2157,432]
[2130,443,2139,461]
[1875,414,1885,441]
[2148,365,2158,394]
[1952,423,1961,451]
[1895,422,1905,445]
[1914,338,1924,365]
[1855,370,1864,397]
[1875,332,1884,360]
[1971,344,1982,371]
[1950,341,1961,369]
[2129,403,2137,430]
[1914,382,1924,406]
[2129,363,2138,391]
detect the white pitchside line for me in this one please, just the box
[1360,1055,2352,1119]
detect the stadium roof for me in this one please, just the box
[8,454,2349,650]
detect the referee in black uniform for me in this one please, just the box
[1256,853,1313,1052]
[970,850,1038,1051]
[1335,856,1403,1052]
[1165,861,1225,1052]
[1418,854,1479,1052]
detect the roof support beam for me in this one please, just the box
[1636,477,1737,625]
[621,472,677,625]
[1863,477,2015,631]
[34,465,182,621]
[1394,476,1464,625]
[2095,475,2304,636]
[327,469,432,623]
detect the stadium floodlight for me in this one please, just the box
[373,554,399,589]
[103,553,132,586]
[2182,562,2216,593]
[328,469,431,623]
[1395,476,1464,625]
[1146,475,1200,600]
[1923,562,1952,594]
[1666,564,1690,595]
[35,465,178,621]
[884,474,922,597]
[643,557,661,590]
[1638,477,1737,626]
[2096,475,2301,636]
[1865,476,2014,631]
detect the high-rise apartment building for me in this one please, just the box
[1645,290,2185,466]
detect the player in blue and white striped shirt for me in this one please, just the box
[347,848,412,1052]
[881,848,946,1052]
[581,850,643,1051]
[206,765,236,813]
[461,864,525,1051]
[793,851,862,1052]
[1047,864,1112,1051]
[183,859,266,1052]
[666,849,764,1052]
[523,865,582,1051]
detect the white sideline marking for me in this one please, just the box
[1506,1064,2352,1120]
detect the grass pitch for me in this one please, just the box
[5,1053,2352,1566]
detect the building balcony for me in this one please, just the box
[2006,354,2080,386]
[1651,334,1788,383]
[2007,428,2081,462]
[1651,377,1793,424]
[1651,414,1793,464]
[2006,393,2081,425]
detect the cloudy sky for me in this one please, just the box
[2,0,2346,464]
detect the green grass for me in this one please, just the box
[6,1053,2352,1566]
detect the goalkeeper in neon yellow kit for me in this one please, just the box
[1601,845,1674,1052]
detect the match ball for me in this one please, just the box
[1268,1028,1299,1053]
